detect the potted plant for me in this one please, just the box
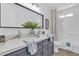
[21,21,41,35]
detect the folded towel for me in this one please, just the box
[47,34,54,42]
[24,39,37,55]
[50,36,53,42]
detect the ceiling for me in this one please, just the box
[39,3,79,10]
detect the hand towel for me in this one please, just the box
[47,34,54,42]
[24,39,37,55]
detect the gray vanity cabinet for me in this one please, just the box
[5,37,54,56]
[42,38,53,56]
[34,38,54,56]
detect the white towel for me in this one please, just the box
[24,39,37,55]
[47,34,54,42]
[50,36,54,42]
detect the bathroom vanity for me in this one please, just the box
[5,38,54,56]
[0,36,54,56]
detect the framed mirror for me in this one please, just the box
[0,3,44,28]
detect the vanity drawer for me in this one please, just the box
[37,41,42,50]
[43,38,50,47]
[5,47,27,56]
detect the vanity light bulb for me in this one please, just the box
[36,7,40,11]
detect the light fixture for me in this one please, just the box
[20,3,40,12]
[36,7,40,11]
[32,5,37,10]
[65,13,73,17]
[59,13,74,19]
[32,3,40,11]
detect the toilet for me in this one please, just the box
[54,41,61,53]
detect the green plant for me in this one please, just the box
[21,21,41,29]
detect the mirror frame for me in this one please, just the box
[0,3,44,29]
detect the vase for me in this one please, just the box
[31,29,40,36]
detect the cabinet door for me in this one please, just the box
[48,43,54,56]
[37,41,42,50]
[34,49,42,56]
[43,45,49,56]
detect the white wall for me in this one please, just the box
[58,5,79,54]
[38,4,51,34]
[0,3,51,39]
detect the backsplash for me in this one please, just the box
[0,28,31,41]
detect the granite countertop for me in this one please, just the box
[0,35,53,56]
